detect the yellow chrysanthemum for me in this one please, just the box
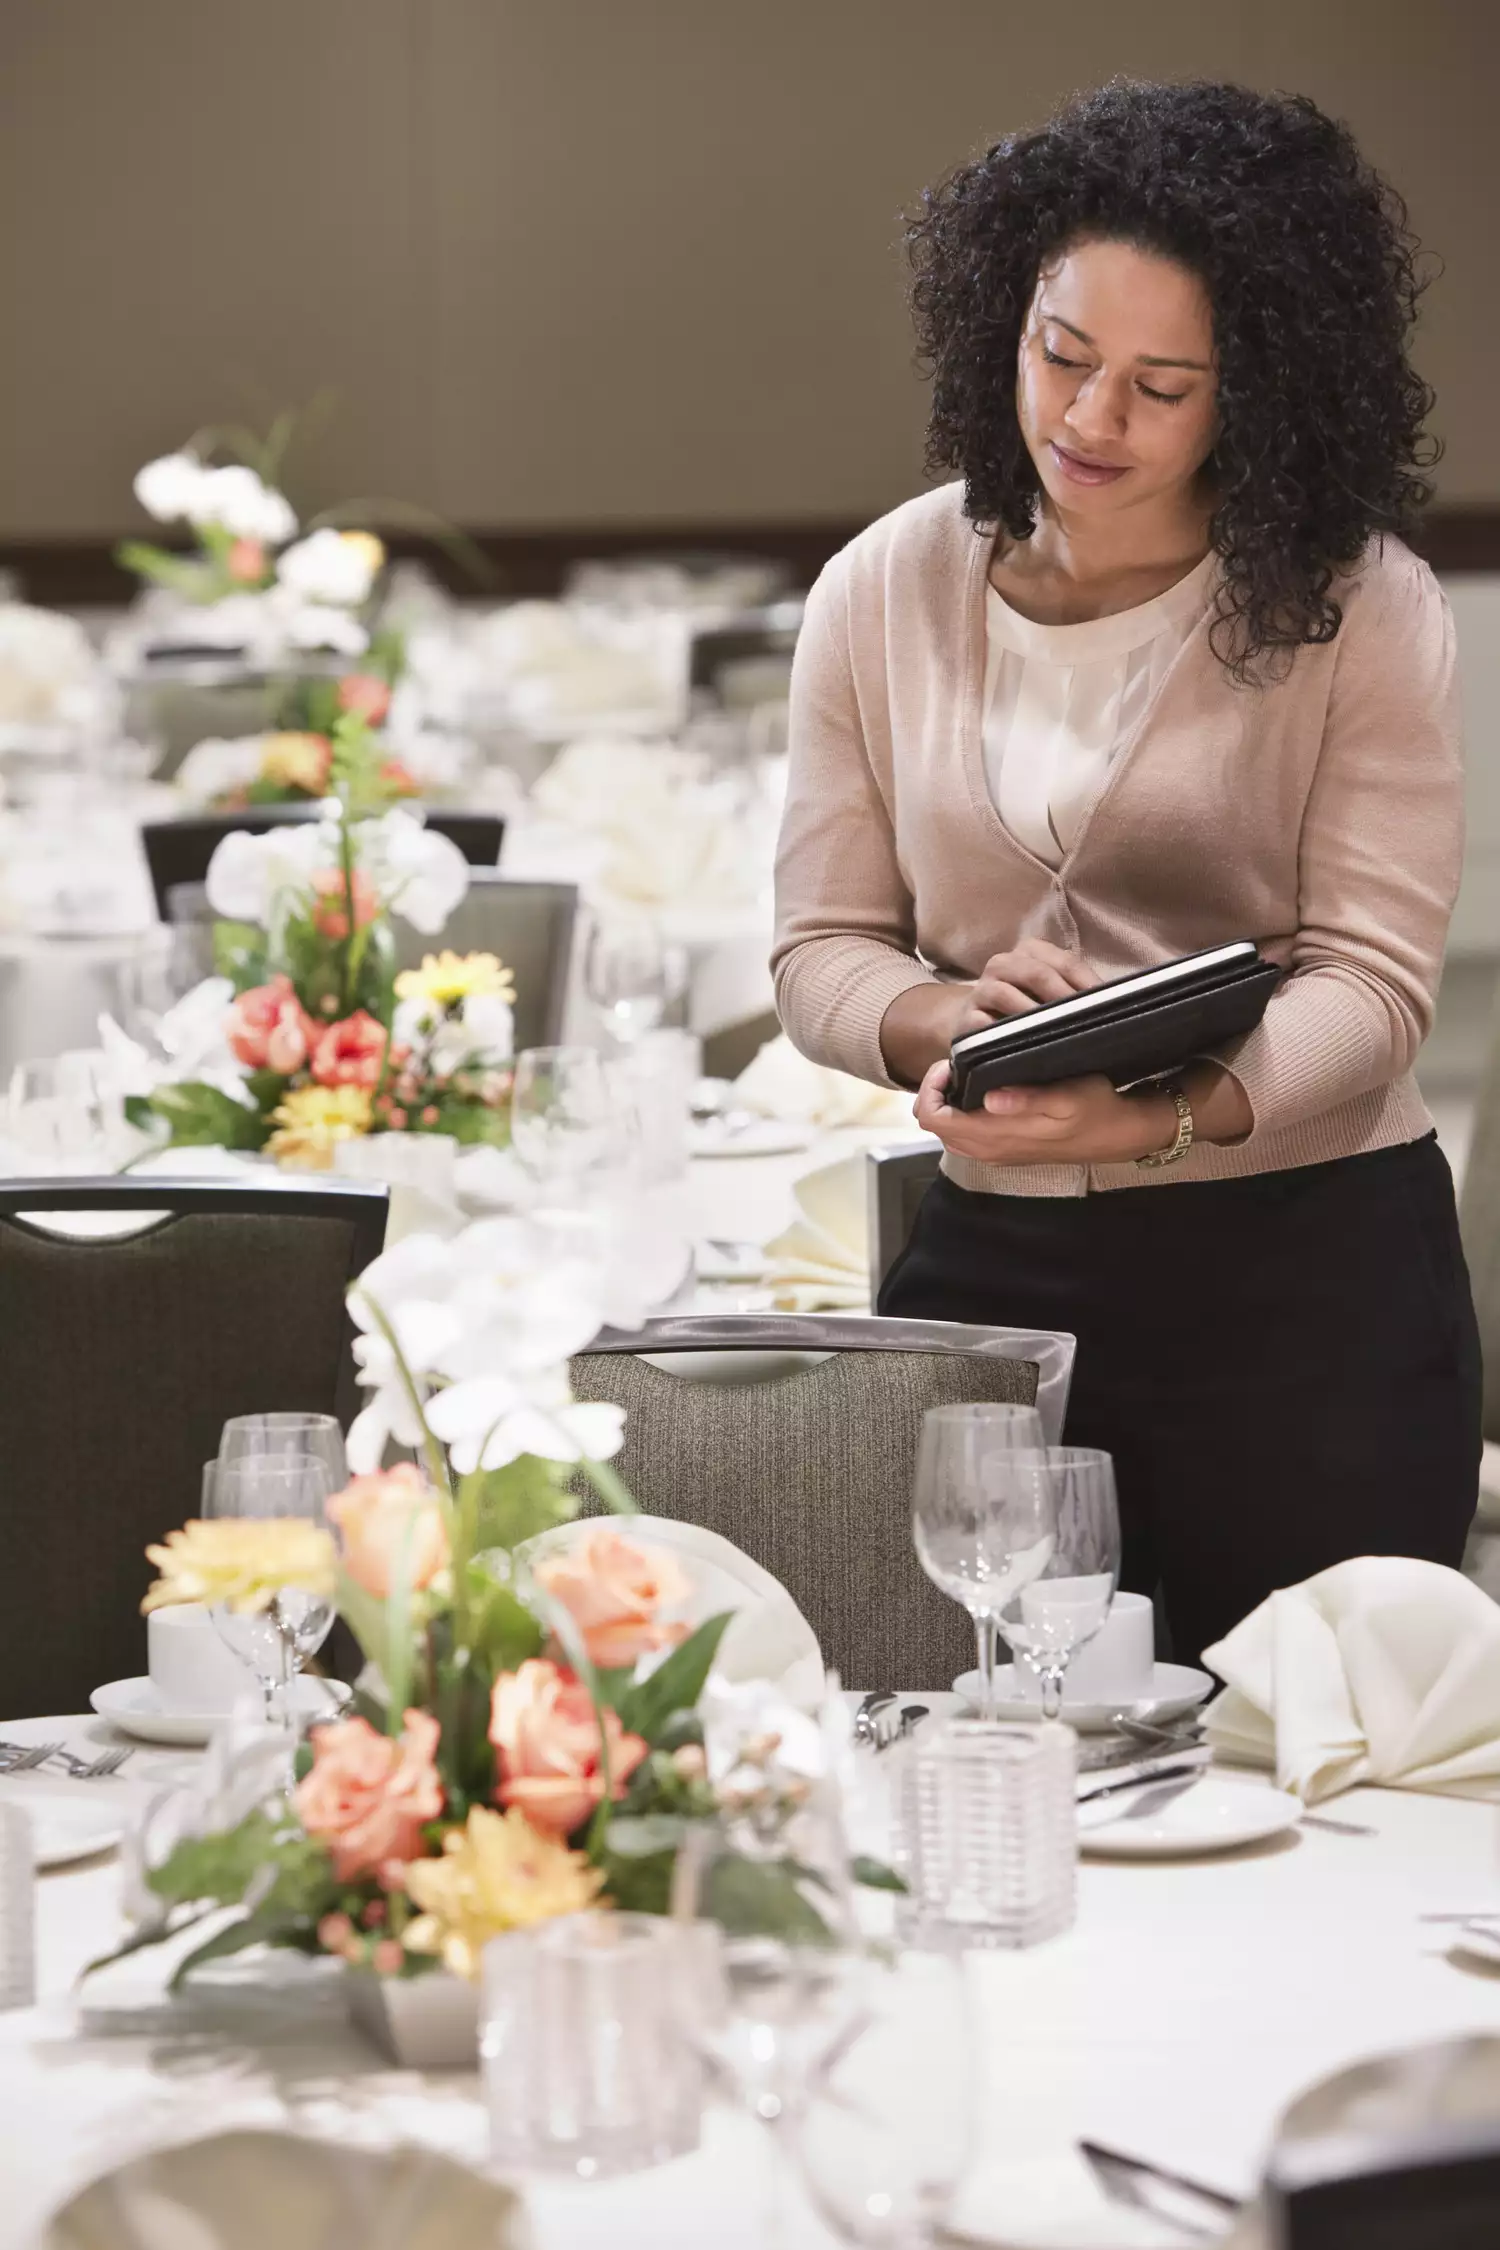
[403,1806,604,1979]
[267,1083,373,1169]
[340,530,386,577]
[142,1517,337,1616]
[393,950,516,1010]
[260,731,332,794]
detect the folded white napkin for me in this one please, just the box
[42,2128,526,2250]
[763,1153,869,1313]
[1204,1556,1500,1803]
[528,735,766,911]
[520,1511,824,1705]
[733,1033,915,1130]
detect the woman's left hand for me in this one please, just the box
[914,1060,1177,1167]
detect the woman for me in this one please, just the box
[772,80,1481,1666]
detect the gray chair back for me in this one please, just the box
[1458,975,1500,1443]
[866,1143,943,1298]
[0,1175,387,1716]
[570,1312,1075,1690]
[143,807,503,920]
[167,871,579,1055]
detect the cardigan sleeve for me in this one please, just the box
[1216,553,1464,1144]
[770,558,939,1087]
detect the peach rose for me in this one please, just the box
[378,757,419,797]
[489,1658,646,1837]
[227,537,268,585]
[338,672,392,726]
[311,864,379,941]
[533,1526,691,1670]
[295,1708,444,1883]
[309,1008,389,1089]
[225,973,317,1073]
[328,1463,448,1599]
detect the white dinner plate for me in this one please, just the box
[90,1675,339,1747]
[688,1118,811,1160]
[1078,1772,1303,1858]
[26,1801,123,1870]
[952,1661,1214,1733]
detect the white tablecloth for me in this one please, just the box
[2,1703,1499,2250]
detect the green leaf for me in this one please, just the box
[332,1571,391,1677]
[168,1905,308,1992]
[850,1855,907,1895]
[146,1811,281,1907]
[211,921,269,990]
[115,541,218,600]
[698,1852,836,1945]
[597,1847,676,1916]
[603,1813,689,1858]
[613,1613,733,1746]
[80,1903,216,1984]
[578,1457,636,1517]
[140,1081,269,1150]
[469,1457,578,1553]
[465,1568,545,1674]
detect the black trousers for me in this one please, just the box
[879,1134,1483,1667]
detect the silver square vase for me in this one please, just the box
[347,1968,480,2070]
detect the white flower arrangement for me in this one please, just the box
[134,452,297,545]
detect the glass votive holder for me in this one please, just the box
[893,1719,1076,1951]
[481,1910,703,2178]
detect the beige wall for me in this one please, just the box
[1,0,1495,537]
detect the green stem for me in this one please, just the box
[353,1289,453,1504]
[337,810,357,1015]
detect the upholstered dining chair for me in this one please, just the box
[142,807,504,921]
[0,1175,387,1718]
[166,871,579,1058]
[570,1312,1076,1690]
[866,1142,944,1300]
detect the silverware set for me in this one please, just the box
[853,1691,930,1751]
[0,1739,132,1780]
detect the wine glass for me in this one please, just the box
[792,1951,976,2247]
[996,1447,1121,1721]
[673,1784,866,2245]
[510,1046,613,1186]
[583,915,674,1048]
[911,1404,1054,1721]
[202,1453,335,1738]
[217,1411,349,1497]
[3,1054,115,1172]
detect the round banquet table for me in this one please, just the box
[1,1705,1499,2250]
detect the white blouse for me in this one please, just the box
[981,553,1216,868]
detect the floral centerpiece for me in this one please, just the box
[97,1220,880,2004]
[127,723,515,1163]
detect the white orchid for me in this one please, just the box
[393,988,514,1074]
[277,528,382,608]
[276,598,369,658]
[133,451,212,525]
[344,1214,618,1480]
[359,808,469,934]
[191,464,297,544]
[204,818,333,926]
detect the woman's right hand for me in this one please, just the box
[953,938,1100,1038]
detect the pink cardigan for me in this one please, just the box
[772,483,1463,1196]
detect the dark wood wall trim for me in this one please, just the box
[3,508,1499,609]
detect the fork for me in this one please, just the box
[52,1746,133,1781]
[0,1741,64,1774]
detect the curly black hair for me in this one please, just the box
[907,79,1438,677]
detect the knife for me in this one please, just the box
[1076,1749,1212,1808]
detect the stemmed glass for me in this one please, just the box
[911,1404,1054,1721]
[510,1045,614,1189]
[583,916,681,1049]
[217,1411,348,1495]
[3,1054,116,1172]
[672,1778,866,2245]
[792,1951,975,2247]
[202,1453,336,1739]
[996,1447,1121,1720]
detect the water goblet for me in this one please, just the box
[911,1403,1053,1721]
[996,1447,1121,1720]
[202,1453,335,1738]
[583,914,674,1049]
[217,1411,348,1497]
[510,1045,614,1188]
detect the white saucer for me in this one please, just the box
[688,1119,811,1160]
[1078,1772,1303,1859]
[952,1661,1215,1733]
[90,1675,339,1747]
[27,1801,123,1869]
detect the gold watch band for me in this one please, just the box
[1136,1082,1194,1169]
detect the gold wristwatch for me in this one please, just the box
[1135,1080,1194,1169]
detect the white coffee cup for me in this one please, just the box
[147,1604,251,1715]
[1013,1589,1156,1708]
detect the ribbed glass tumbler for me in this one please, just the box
[893,1719,1077,1951]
